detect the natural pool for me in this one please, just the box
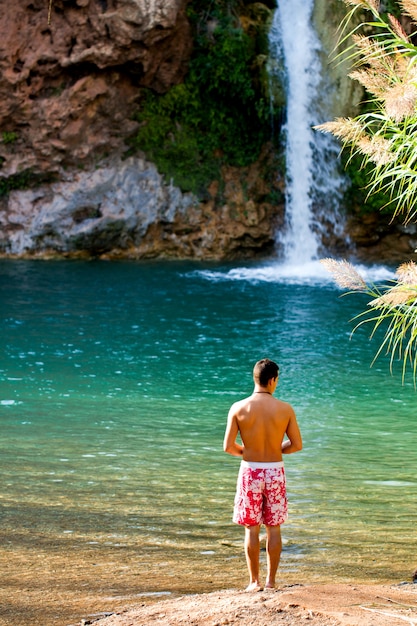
[1,259,416,625]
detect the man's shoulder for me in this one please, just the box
[274,397,291,406]
[229,395,252,412]
[274,397,295,414]
[235,394,253,405]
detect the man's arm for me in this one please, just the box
[223,405,244,457]
[282,408,302,454]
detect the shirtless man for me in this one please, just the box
[223,358,302,591]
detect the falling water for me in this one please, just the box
[269,0,347,265]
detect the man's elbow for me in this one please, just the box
[223,443,234,455]
[223,442,231,454]
[224,441,243,456]
[287,439,302,453]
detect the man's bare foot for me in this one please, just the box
[245,582,263,592]
[264,582,275,590]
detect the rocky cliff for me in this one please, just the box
[1,148,281,259]
[0,0,415,262]
[0,0,191,177]
[0,0,283,260]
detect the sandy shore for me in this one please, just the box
[90,582,417,626]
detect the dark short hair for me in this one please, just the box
[253,358,279,387]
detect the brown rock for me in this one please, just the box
[0,0,192,176]
[0,151,283,261]
[348,212,417,264]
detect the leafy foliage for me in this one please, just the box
[0,170,57,198]
[130,1,278,196]
[2,132,18,145]
[342,152,394,213]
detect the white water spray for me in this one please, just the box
[269,0,347,265]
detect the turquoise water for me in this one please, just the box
[1,259,416,621]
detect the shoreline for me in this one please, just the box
[88,582,417,626]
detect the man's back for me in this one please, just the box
[223,358,302,460]
[232,393,295,462]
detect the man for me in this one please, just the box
[223,358,302,591]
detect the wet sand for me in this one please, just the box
[89,583,417,626]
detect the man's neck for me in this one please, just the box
[253,388,271,395]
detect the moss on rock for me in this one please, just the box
[129,1,282,199]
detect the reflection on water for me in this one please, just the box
[0,259,416,625]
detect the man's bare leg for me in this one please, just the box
[265,525,282,588]
[244,525,262,591]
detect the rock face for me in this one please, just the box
[0,153,282,260]
[313,0,363,119]
[0,0,191,177]
[347,211,417,264]
[0,0,282,260]
[0,0,416,263]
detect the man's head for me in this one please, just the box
[253,358,279,387]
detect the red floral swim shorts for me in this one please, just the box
[233,460,287,527]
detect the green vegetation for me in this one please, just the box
[383,0,401,17]
[129,0,279,197]
[342,153,393,214]
[319,0,417,383]
[0,170,57,198]
[1,132,18,145]
[318,0,417,224]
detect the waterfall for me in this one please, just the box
[268,0,347,265]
